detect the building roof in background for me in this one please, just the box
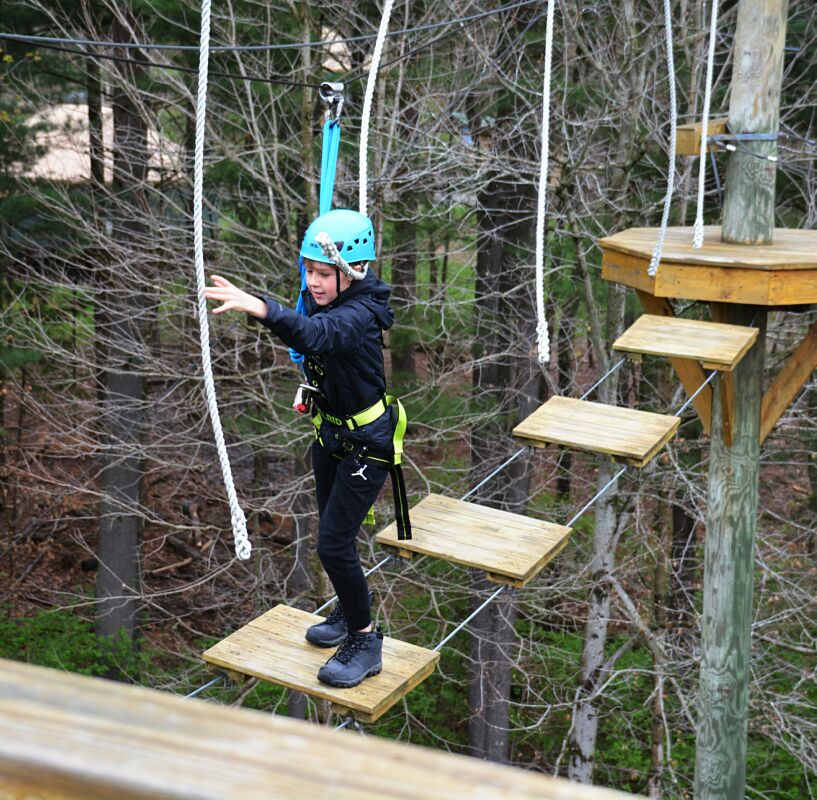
[22,103,183,183]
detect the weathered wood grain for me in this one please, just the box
[512,396,679,467]
[760,317,817,443]
[202,605,439,723]
[0,658,643,800]
[695,304,768,799]
[613,314,758,371]
[634,292,712,434]
[601,226,817,270]
[675,117,729,156]
[600,227,817,307]
[376,493,572,586]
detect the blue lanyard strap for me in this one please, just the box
[289,118,342,364]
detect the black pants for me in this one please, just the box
[312,441,389,630]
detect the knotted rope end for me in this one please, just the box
[537,320,550,365]
[315,231,368,280]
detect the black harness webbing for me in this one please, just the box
[312,396,412,541]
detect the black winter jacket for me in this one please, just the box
[253,270,396,456]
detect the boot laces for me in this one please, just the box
[324,604,346,626]
[334,634,367,664]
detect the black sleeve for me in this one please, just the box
[251,297,366,355]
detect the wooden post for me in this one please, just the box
[695,1,787,797]
[720,0,788,245]
[694,305,766,799]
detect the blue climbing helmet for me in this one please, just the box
[300,209,376,265]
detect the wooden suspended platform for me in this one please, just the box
[0,658,643,800]
[512,396,679,467]
[376,493,571,587]
[202,605,438,723]
[613,314,758,371]
[600,226,817,305]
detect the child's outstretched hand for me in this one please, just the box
[204,275,267,319]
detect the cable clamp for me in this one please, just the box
[320,81,344,121]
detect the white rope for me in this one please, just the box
[359,0,397,216]
[193,0,251,561]
[647,0,678,278]
[534,0,556,364]
[315,232,368,280]
[692,0,720,249]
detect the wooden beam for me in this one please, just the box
[0,658,643,800]
[635,291,712,434]
[675,117,729,156]
[760,318,817,443]
[709,304,738,447]
[720,372,736,448]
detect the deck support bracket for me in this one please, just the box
[759,318,817,443]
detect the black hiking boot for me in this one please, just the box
[305,592,374,648]
[317,629,383,688]
[305,604,348,647]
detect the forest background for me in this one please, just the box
[0,1,815,797]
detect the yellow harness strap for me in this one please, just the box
[312,395,407,466]
[310,394,411,540]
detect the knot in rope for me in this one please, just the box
[316,232,368,280]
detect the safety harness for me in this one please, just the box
[311,395,412,541]
[291,82,411,541]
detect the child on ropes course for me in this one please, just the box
[204,208,410,689]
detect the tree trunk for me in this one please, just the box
[288,449,313,720]
[96,20,149,645]
[567,457,621,783]
[390,209,417,377]
[670,491,697,627]
[468,576,517,762]
[567,265,627,783]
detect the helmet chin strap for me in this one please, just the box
[315,231,369,281]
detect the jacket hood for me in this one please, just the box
[305,269,394,330]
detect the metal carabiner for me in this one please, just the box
[319,81,344,122]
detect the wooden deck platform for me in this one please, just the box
[202,605,439,723]
[376,493,571,587]
[0,658,642,800]
[600,226,817,305]
[613,314,758,371]
[512,396,679,467]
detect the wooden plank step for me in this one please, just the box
[613,314,758,371]
[202,605,439,723]
[0,659,643,800]
[512,396,679,468]
[375,493,571,587]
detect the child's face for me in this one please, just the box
[304,258,350,306]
